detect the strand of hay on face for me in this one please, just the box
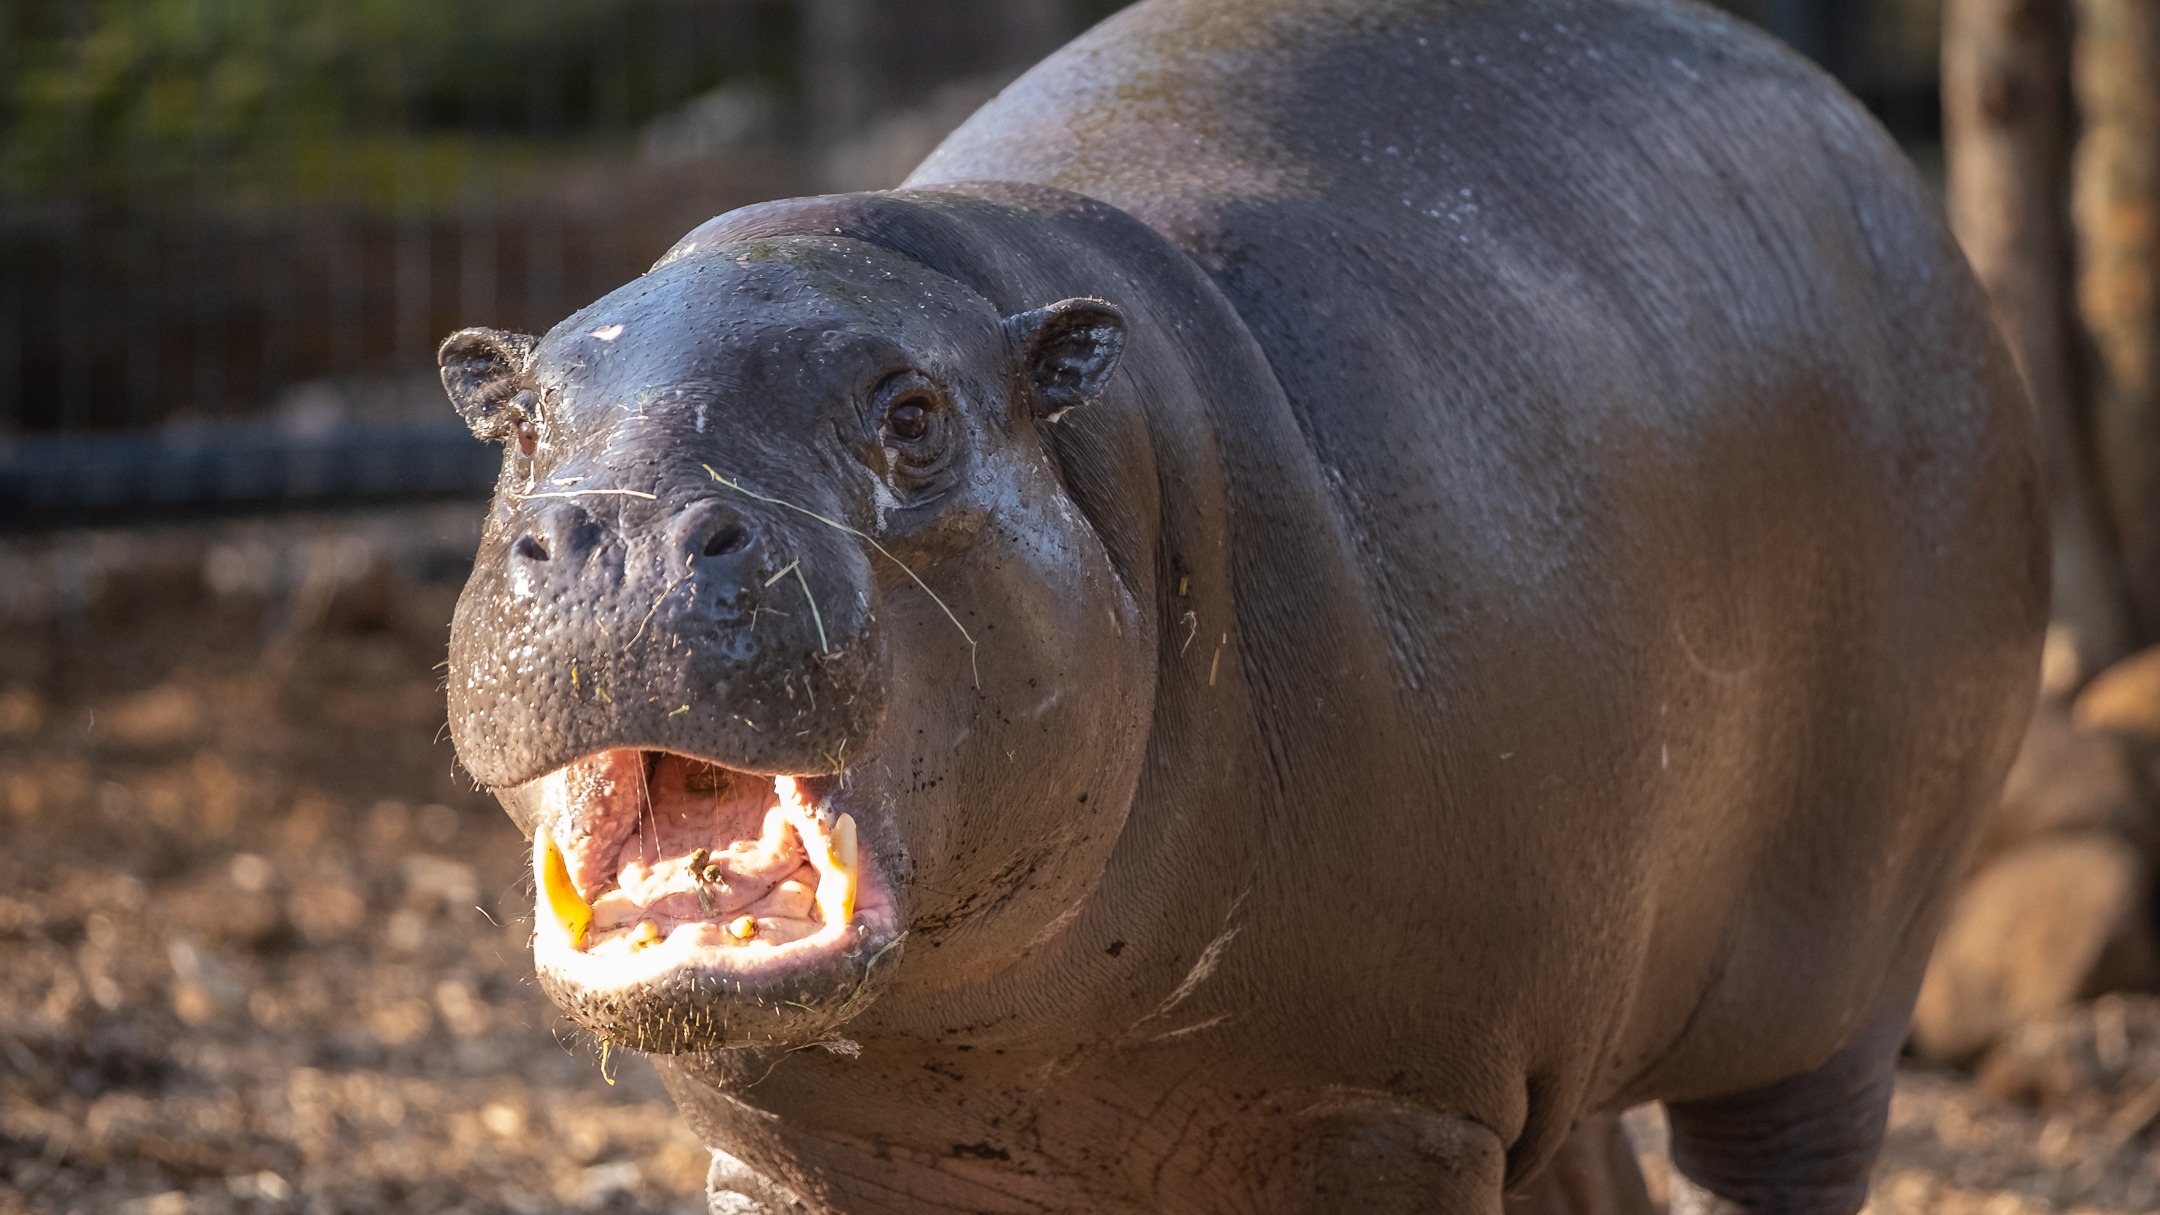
[793,564,831,655]
[760,557,825,652]
[704,465,980,687]
[515,488,658,502]
[761,559,831,654]
[834,931,906,1020]
[628,575,687,648]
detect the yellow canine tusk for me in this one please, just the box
[833,813,858,921]
[776,777,859,929]
[816,812,858,928]
[535,826,592,949]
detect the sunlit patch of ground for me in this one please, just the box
[0,511,706,1215]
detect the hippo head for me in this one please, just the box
[441,216,1157,1053]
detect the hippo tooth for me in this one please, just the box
[815,869,855,930]
[772,776,809,830]
[834,813,858,875]
[777,773,839,831]
[775,776,858,929]
[824,813,859,928]
[535,827,593,950]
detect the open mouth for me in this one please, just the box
[526,749,895,1003]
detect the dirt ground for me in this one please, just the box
[2,507,2159,1215]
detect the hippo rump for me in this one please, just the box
[434,0,2045,1211]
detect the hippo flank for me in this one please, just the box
[436,1,2046,1211]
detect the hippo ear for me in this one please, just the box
[1006,298,1127,421]
[439,327,537,441]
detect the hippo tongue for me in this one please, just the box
[529,750,858,958]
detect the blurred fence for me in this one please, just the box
[0,0,1942,527]
[1,0,805,437]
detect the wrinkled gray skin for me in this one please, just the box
[439,1,2046,1212]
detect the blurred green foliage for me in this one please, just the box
[1,0,793,208]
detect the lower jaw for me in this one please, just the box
[536,913,904,1053]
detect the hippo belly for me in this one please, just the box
[440,1,2046,1212]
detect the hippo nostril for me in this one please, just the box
[514,535,550,562]
[669,499,756,568]
[702,523,749,558]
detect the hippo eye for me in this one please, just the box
[870,372,957,496]
[886,398,931,442]
[879,379,942,446]
[506,389,540,456]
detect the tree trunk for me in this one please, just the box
[2074,0,2160,649]
[1947,0,2133,679]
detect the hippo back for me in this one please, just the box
[912,0,2043,1133]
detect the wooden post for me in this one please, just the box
[1948,0,2133,675]
[2074,0,2160,646]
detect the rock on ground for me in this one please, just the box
[2076,644,2160,745]
[1979,703,2153,868]
[1912,835,2157,1064]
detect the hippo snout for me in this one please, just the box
[450,480,886,791]
[502,495,764,619]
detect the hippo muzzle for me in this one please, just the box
[447,415,904,1049]
[452,470,885,782]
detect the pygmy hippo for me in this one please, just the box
[436,1,2046,1211]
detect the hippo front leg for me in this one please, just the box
[1662,999,1911,1215]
